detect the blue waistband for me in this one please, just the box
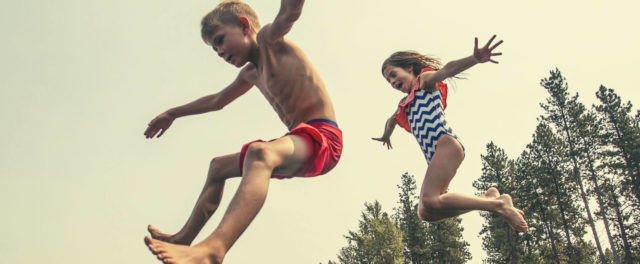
[306,119,338,128]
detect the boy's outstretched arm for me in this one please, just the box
[420,35,503,91]
[265,0,305,41]
[144,71,253,138]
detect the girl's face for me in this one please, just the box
[382,65,416,94]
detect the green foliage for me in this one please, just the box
[595,85,640,210]
[471,69,640,264]
[332,173,471,264]
[329,69,640,264]
[337,201,406,264]
[395,172,471,264]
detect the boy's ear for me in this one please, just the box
[239,17,251,35]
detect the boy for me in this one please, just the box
[143,1,342,263]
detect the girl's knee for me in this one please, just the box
[418,197,441,222]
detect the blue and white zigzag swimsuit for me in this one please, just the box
[406,88,463,164]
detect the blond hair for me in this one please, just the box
[201,0,261,42]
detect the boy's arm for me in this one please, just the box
[264,0,305,42]
[420,35,503,91]
[372,111,398,150]
[144,69,254,138]
[167,75,252,118]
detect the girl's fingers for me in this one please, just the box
[474,37,478,50]
[485,35,496,48]
[490,40,503,50]
[490,59,499,64]
[491,52,502,56]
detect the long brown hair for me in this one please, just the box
[381,51,442,77]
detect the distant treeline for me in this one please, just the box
[474,69,640,264]
[323,69,639,264]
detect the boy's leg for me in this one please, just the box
[418,135,528,232]
[149,153,242,245]
[145,134,312,263]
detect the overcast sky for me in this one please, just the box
[2,0,639,263]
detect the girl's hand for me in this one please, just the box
[372,136,393,149]
[474,35,503,64]
[144,112,176,138]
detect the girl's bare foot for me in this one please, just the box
[144,236,224,264]
[495,194,528,232]
[483,188,524,215]
[482,187,500,199]
[148,225,189,245]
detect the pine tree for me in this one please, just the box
[527,122,595,264]
[473,142,525,264]
[579,109,622,264]
[337,201,405,264]
[594,85,640,263]
[393,172,471,264]
[539,69,606,263]
[515,150,561,264]
[425,218,471,264]
[595,85,640,210]
[393,172,432,263]
[599,179,637,264]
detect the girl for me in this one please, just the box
[373,35,528,232]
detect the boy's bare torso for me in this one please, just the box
[241,25,335,130]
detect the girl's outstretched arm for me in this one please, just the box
[372,111,398,149]
[420,35,503,91]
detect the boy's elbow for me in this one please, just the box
[282,0,304,21]
[208,98,225,112]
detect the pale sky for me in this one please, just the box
[1,0,639,263]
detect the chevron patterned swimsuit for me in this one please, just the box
[394,68,464,164]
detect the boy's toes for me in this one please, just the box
[148,225,164,237]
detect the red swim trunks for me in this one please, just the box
[239,119,343,179]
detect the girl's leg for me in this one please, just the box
[145,134,312,264]
[148,153,242,245]
[418,135,527,232]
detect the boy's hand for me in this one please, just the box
[474,35,503,64]
[372,136,393,149]
[144,112,175,138]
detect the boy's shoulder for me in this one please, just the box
[256,24,273,44]
[256,23,290,46]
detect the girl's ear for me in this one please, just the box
[239,17,251,35]
[405,65,414,75]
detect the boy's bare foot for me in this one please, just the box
[148,225,189,245]
[144,236,224,264]
[495,194,528,233]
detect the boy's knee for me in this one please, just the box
[418,197,441,222]
[245,142,277,166]
[209,157,220,171]
[207,157,226,182]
